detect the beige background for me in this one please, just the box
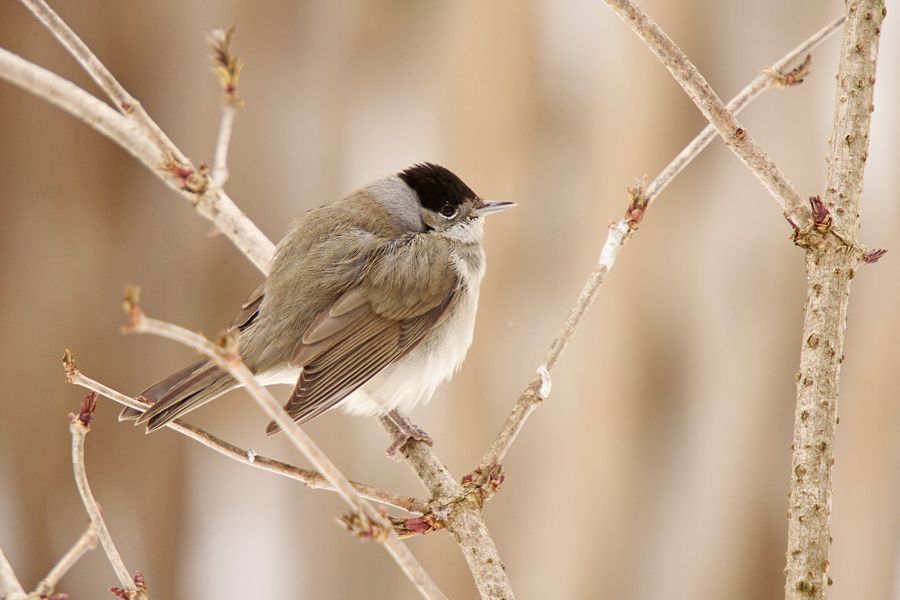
[1,1,899,598]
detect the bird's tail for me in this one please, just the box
[120,359,238,431]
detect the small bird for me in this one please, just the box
[122,163,513,450]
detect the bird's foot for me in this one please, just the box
[385,410,433,461]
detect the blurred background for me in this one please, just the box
[1,0,898,598]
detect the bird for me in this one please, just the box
[121,163,514,452]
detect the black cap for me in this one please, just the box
[398,163,478,213]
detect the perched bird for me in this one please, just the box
[122,163,514,450]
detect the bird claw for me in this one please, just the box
[385,419,433,461]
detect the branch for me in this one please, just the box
[121,293,448,600]
[645,15,844,204]
[784,2,885,598]
[209,26,243,186]
[377,417,514,600]
[603,0,809,226]
[69,392,147,599]
[475,17,844,477]
[0,544,26,600]
[19,0,187,166]
[0,47,159,166]
[62,351,428,515]
[0,15,275,273]
[33,524,99,598]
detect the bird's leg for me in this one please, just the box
[385,410,433,460]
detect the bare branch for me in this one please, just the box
[475,218,633,476]
[784,2,886,598]
[62,350,429,515]
[473,15,846,476]
[645,15,845,204]
[0,47,159,166]
[209,26,243,185]
[121,294,448,600]
[602,0,809,226]
[33,524,99,598]
[0,30,274,273]
[377,417,514,600]
[0,544,26,600]
[18,0,188,166]
[69,392,146,598]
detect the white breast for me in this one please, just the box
[339,242,486,417]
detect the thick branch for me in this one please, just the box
[784,2,885,599]
[646,16,844,203]
[0,47,159,166]
[603,0,809,225]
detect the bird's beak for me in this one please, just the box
[475,200,516,216]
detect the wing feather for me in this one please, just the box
[266,288,456,434]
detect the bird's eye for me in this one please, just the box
[439,204,458,219]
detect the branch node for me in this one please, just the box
[216,329,241,358]
[809,195,833,232]
[163,153,209,196]
[462,463,506,503]
[109,571,147,600]
[121,285,143,331]
[767,54,813,87]
[791,196,836,248]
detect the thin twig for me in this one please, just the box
[33,524,99,598]
[475,219,633,476]
[784,2,885,598]
[0,543,26,600]
[603,0,809,226]
[69,393,144,597]
[213,105,238,186]
[62,351,428,514]
[210,26,243,186]
[122,296,448,600]
[475,16,844,477]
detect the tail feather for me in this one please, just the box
[120,359,239,431]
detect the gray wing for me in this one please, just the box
[266,235,458,434]
[230,281,265,331]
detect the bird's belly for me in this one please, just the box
[340,289,479,417]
